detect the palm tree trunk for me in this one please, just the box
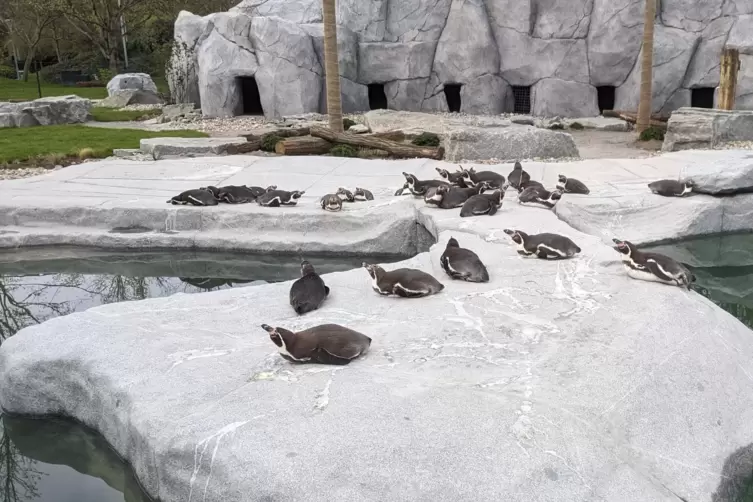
[636,0,656,135]
[322,0,343,132]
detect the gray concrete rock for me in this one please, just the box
[336,0,387,42]
[662,107,753,152]
[232,0,321,23]
[168,11,209,107]
[659,88,692,115]
[532,0,593,39]
[363,109,513,135]
[300,23,359,82]
[495,31,590,86]
[100,90,164,108]
[615,26,700,113]
[532,79,599,118]
[737,54,753,109]
[0,95,91,128]
[724,0,753,15]
[725,14,753,53]
[444,125,579,162]
[385,0,452,42]
[680,155,753,195]
[139,137,249,159]
[587,0,643,86]
[320,77,369,115]
[383,78,435,112]
[683,17,735,88]
[106,73,158,97]
[459,75,511,115]
[660,0,724,32]
[358,42,435,83]
[565,116,630,131]
[161,103,200,123]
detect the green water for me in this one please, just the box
[0,247,402,502]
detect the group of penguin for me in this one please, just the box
[260,161,698,366]
[167,185,305,207]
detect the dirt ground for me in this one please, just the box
[568,129,663,159]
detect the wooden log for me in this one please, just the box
[310,126,444,160]
[371,130,406,142]
[225,137,262,154]
[275,136,333,155]
[718,47,740,110]
[617,113,667,131]
[603,110,669,122]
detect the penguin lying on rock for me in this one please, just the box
[518,186,563,209]
[260,323,371,365]
[320,194,343,212]
[425,184,482,209]
[354,187,374,201]
[203,185,258,204]
[257,189,305,207]
[504,229,581,259]
[459,166,506,189]
[557,174,590,195]
[440,237,490,283]
[648,179,694,197]
[336,187,356,202]
[435,167,469,188]
[460,190,504,217]
[402,172,449,196]
[167,188,218,206]
[362,263,444,298]
[612,238,695,289]
[289,260,330,314]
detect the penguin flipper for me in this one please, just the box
[324,286,330,296]
[393,283,428,298]
[643,259,676,283]
[488,203,498,216]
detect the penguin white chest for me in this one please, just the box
[624,265,674,285]
[277,342,310,362]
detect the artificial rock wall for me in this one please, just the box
[169,0,753,119]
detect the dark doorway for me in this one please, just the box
[238,76,264,115]
[597,86,616,113]
[511,86,531,114]
[368,84,388,110]
[443,84,462,113]
[691,87,715,109]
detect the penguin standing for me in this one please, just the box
[402,172,449,196]
[503,229,581,259]
[518,186,563,209]
[460,191,503,217]
[648,179,694,197]
[354,187,374,200]
[260,323,370,365]
[336,187,356,202]
[320,194,343,212]
[289,260,330,314]
[440,237,490,283]
[507,161,531,190]
[557,175,590,195]
[167,188,219,206]
[257,190,305,207]
[459,166,506,188]
[612,238,695,289]
[362,263,444,298]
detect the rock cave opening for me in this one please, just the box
[511,86,531,114]
[443,84,462,113]
[597,86,616,113]
[691,87,715,109]
[238,76,264,115]
[368,84,388,110]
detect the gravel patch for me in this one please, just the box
[0,167,57,180]
[717,141,753,150]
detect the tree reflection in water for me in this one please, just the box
[0,418,44,502]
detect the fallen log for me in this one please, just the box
[225,137,262,154]
[310,126,444,160]
[617,113,668,131]
[371,130,406,142]
[275,136,333,155]
[603,110,669,122]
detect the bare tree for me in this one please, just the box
[322,0,343,132]
[636,0,656,135]
[0,0,59,81]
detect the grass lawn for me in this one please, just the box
[90,107,162,122]
[0,125,207,166]
[0,77,107,100]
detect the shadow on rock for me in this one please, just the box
[712,443,753,502]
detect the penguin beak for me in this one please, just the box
[611,238,622,245]
[503,229,515,236]
[261,324,275,334]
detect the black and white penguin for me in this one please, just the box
[557,174,590,195]
[459,191,503,217]
[509,179,546,193]
[427,184,482,209]
[612,238,695,289]
[647,179,694,197]
[507,161,531,190]
[336,187,356,202]
[503,229,581,259]
[362,262,444,298]
[402,172,449,196]
[289,260,330,314]
[458,166,506,188]
[394,183,409,196]
[257,190,305,207]
[320,194,343,212]
[214,185,260,203]
[518,186,563,209]
[435,167,469,187]
[247,185,278,198]
[260,323,371,365]
[167,188,219,206]
[354,187,374,201]
[440,237,490,283]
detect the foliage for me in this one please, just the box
[97,68,114,83]
[0,77,107,99]
[0,66,15,79]
[329,144,359,157]
[343,118,356,130]
[164,40,197,105]
[75,81,106,87]
[548,123,565,130]
[569,122,584,130]
[261,134,282,152]
[638,125,665,142]
[411,132,440,147]
[0,125,206,165]
[90,106,161,122]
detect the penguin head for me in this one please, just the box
[557,174,567,183]
[202,186,222,200]
[551,190,563,201]
[436,167,449,179]
[447,237,459,248]
[362,262,384,281]
[612,238,635,256]
[260,324,294,348]
[336,187,354,201]
[266,185,278,192]
[291,190,305,200]
[436,184,450,195]
[683,180,695,190]
[300,260,316,277]
[458,165,471,181]
[504,229,522,243]
[477,181,492,194]
[514,161,522,171]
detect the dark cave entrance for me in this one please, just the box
[691,87,715,109]
[443,84,462,113]
[238,76,264,115]
[368,84,388,110]
[597,86,616,113]
[511,86,531,114]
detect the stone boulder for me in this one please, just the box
[444,125,579,162]
[662,107,753,152]
[99,90,164,108]
[531,79,599,118]
[0,95,91,128]
[680,154,753,195]
[139,137,249,160]
[159,103,201,123]
[106,73,158,97]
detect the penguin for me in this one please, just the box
[260,323,371,365]
[394,184,409,196]
[518,186,563,209]
[167,188,219,206]
[458,166,506,189]
[320,194,343,212]
[507,161,531,190]
[354,187,374,201]
[503,229,581,259]
[402,172,449,196]
[336,187,356,202]
[289,260,330,314]
[215,185,259,204]
[247,185,278,198]
[257,190,305,207]
[557,174,590,195]
[460,191,502,217]
[511,179,546,193]
[202,186,224,201]
[647,179,694,197]
[440,237,490,283]
[362,262,444,298]
[435,167,469,188]
[612,238,695,289]
[428,184,482,209]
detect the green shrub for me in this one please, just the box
[261,134,282,152]
[0,65,16,80]
[548,123,565,130]
[97,68,115,84]
[330,144,359,157]
[569,122,585,130]
[638,126,665,142]
[411,132,440,147]
[343,118,356,130]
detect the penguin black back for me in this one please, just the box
[557,175,590,195]
[167,188,219,206]
[289,260,330,315]
[507,161,531,189]
[440,237,490,282]
[260,323,370,365]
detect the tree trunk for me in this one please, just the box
[310,126,444,160]
[322,0,343,132]
[108,50,119,73]
[636,0,656,135]
[275,136,333,155]
[21,49,34,82]
[718,48,740,110]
